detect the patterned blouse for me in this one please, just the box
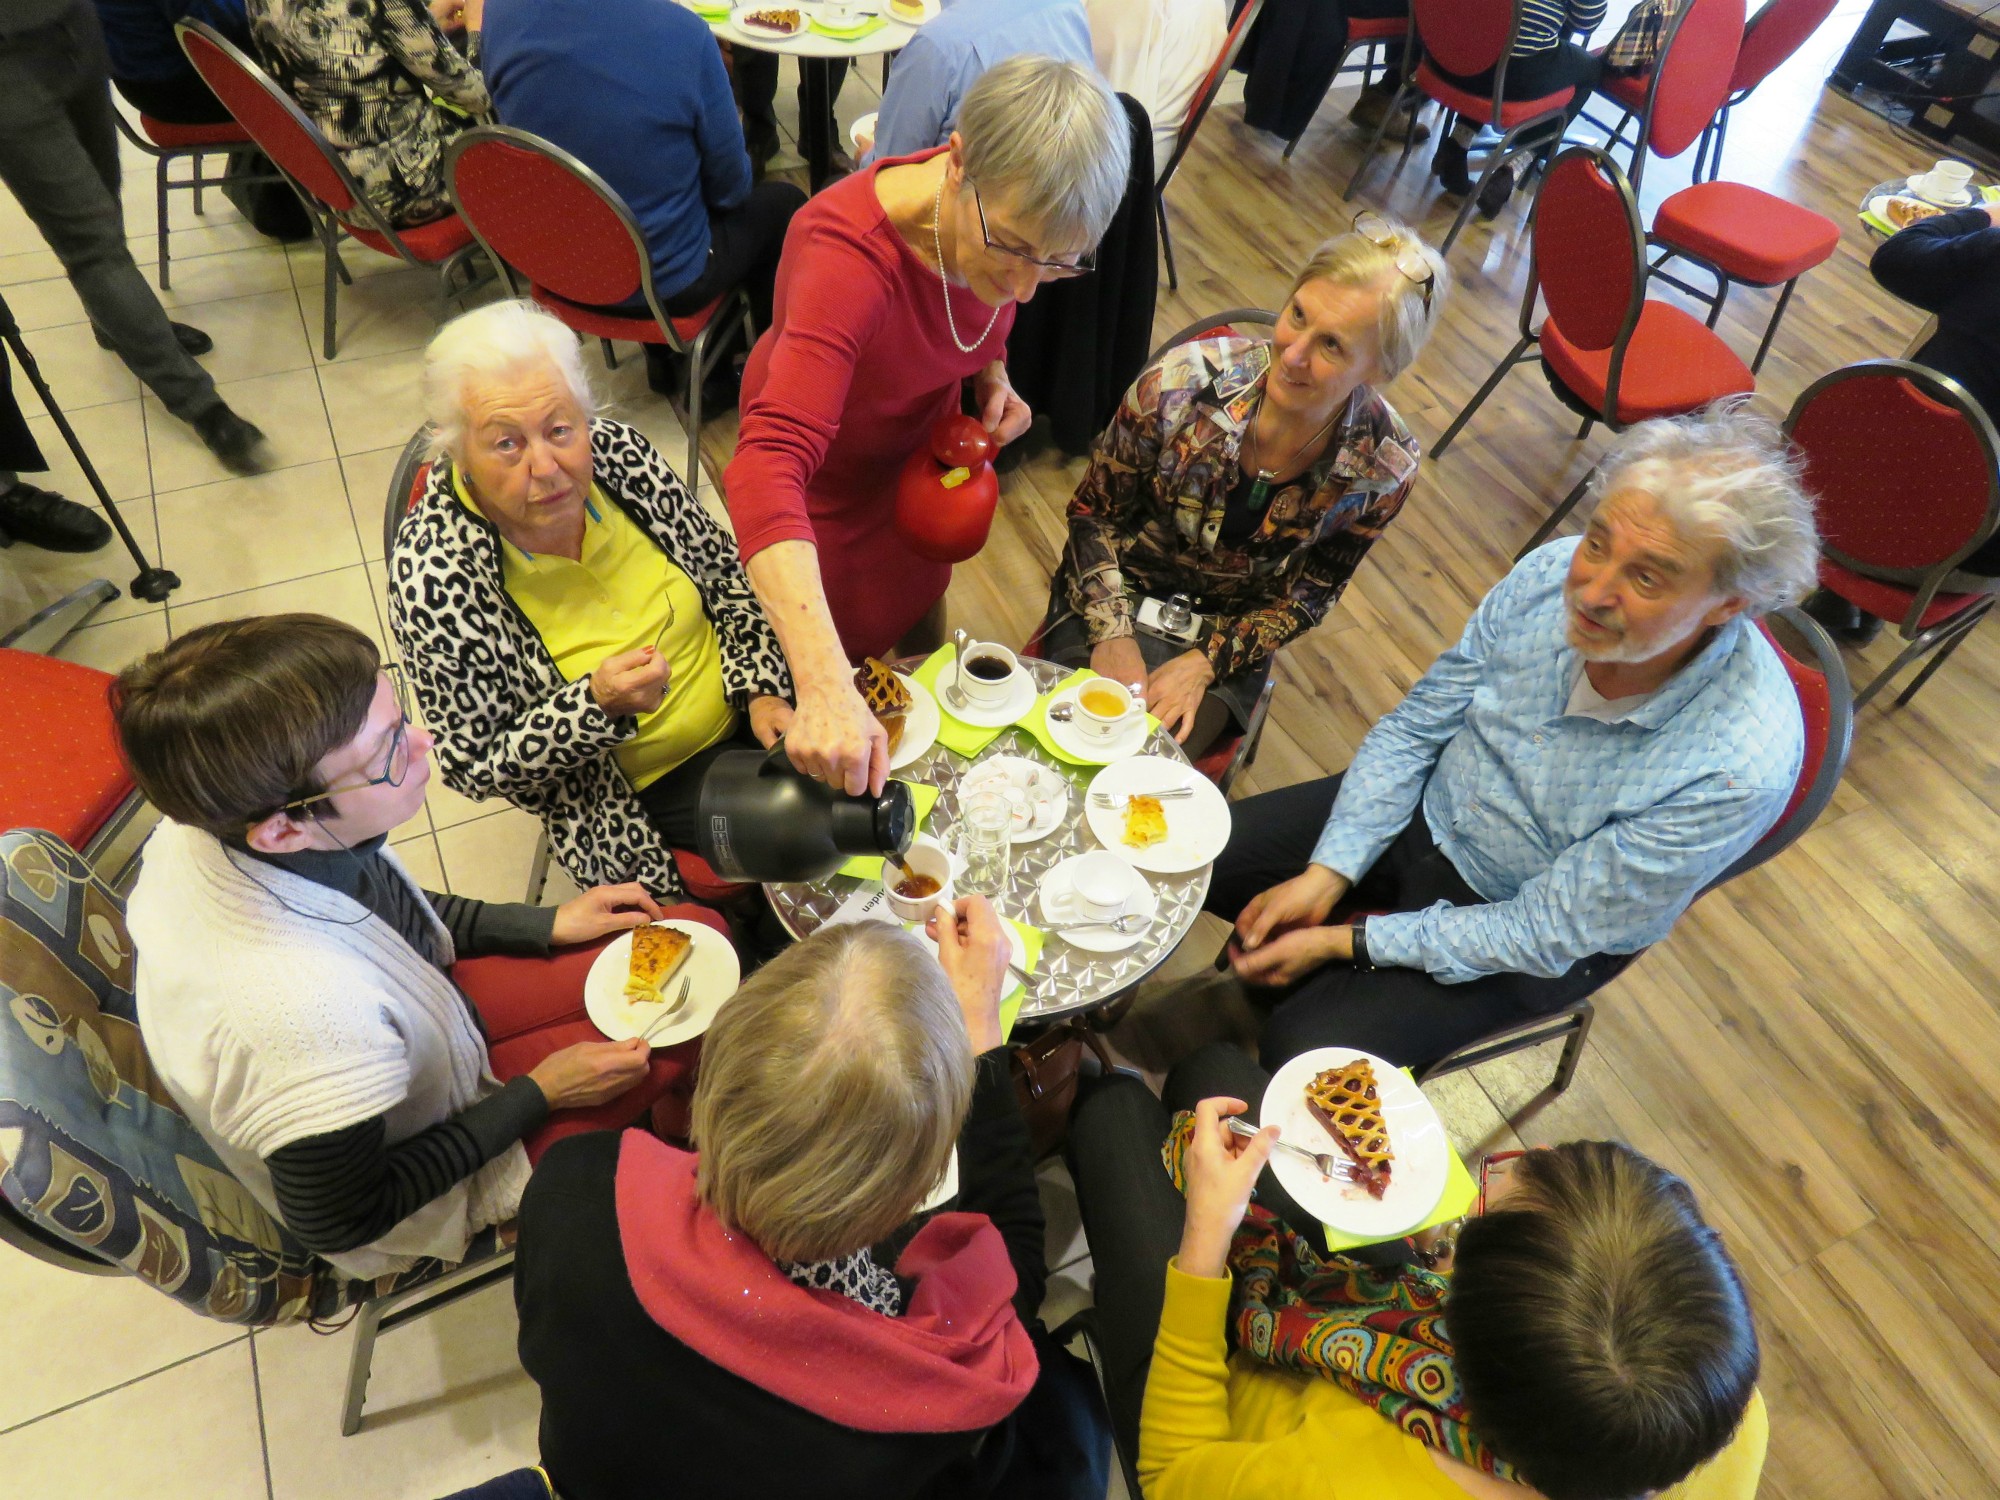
[1057,335,1421,681]
[245,0,489,228]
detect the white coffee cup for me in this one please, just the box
[1921,159,1973,203]
[883,836,953,922]
[958,641,1022,708]
[1067,850,1131,922]
[821,1,858,22]
[1073,677,1139,744]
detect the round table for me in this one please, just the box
[764,656,1218,1024]
[698,0,937,190]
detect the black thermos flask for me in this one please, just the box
[696,744,915,883]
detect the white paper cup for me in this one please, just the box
[1074,678,1139,744]
[884,836,953,922]
[959,641,1022,707]
[1068,850,1131,922]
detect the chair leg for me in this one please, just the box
[340,1296,387,1437]
[685,330,707,488]
[1341,78,1409,201]
[1551,1001,1594,1094]
[1517,467,1597,560]
[1576,413,1594,441]
[1894,602,1992,707]
[156,158,172,292]
[1156,191,1177,292]
[1431,335,1533,456]
[319,216,341,360]
[1704,278,1733,331]
[527,828,551,904]
[0,579,118,651]
[1709,108,1730,182]
[1750,278,1797,375]
[601,338,619,370]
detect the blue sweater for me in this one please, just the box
[91,0,250,83]
[481,0,751,303]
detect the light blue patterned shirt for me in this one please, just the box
[1311,540,1803,984]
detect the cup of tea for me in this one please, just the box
[821,1,858,22]
[959,640,1022,707]
[1067,850,1131,922]
[883,835,953,921]
[1074,677,1139,744]
[1921,159,1974,202]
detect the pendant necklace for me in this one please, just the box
[933,175,1002,354]
[1242,393,1342,512]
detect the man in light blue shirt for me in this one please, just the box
[1205,408,1822,1074]
[863,0,1095,163]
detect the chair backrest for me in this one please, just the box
[1148,306,1278,363]
[1783,359,2000,582]
[1413,0,1524,84]
[1731,0,1838,93]
[1709,606,1852,884]
[1529,147,1645,354]
[446,126,658,314]
[1635,0,1745,171]
[1159,0,1266,187]
[175,20,360,218]
[383,424,437,561]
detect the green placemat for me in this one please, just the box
[837,780,941,879]
[809,13,887,38]
[1019,668,1163,765]
[688,0,730,18]
[910,644,1013,757]
[1322,1070,1477,1253]
[997,919,1043,1042]
[1860,181,2000,235]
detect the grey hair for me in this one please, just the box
[956,54,1131,252]
[421,299,598,460]
[1590,403,1821,615]
[1287,216,1450,381]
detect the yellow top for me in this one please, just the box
[1139,1261,1770,1500]
[456,471,735,790]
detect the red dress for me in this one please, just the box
[724,148,1015,660]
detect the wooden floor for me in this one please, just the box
[718,10,2000,1496]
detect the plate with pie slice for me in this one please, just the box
[584,918,742,1049]
[735,6,806,34]
[1260,1047,1449,1239]
[854,657,938,771]
[1082,754,1231,873]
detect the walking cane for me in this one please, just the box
[0,290,179,603]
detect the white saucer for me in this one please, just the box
[1037,854,1159,953]
[959,753,1069,842]
[1908,174,1973,207]
[888,674,939,771]
[939,667,1038,729]
[1042,681,1150,764]
[584,921,742,1048]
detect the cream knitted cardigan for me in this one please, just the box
[129,822,531,1279]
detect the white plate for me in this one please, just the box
[1037,854,1159,953]
[1260,1048,1449,1241]
[1870,194,1948,228]
[889,673,940,771]
[1908,174,1973,207]
[938,666,1038,729]
[917,1145,958,1212]
[584,921,742,1048]
[1084,755,1230,874]
[959,753,1069,842]
[1042,681,1150,764]
[849,109,878,156]
[734,8,807,36]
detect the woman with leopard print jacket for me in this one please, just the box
[389,303,793,901]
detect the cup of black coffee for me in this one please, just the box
[959,641,1021,707]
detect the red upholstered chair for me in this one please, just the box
[1345,0,1582,252]
[1282,14,1414,160]
[176,21,487,359]
[1156,0,1266,291]
[1693,0,1840,182]
[1589,0,1743,198]
[109,107,259,291]
[444,126,753,488]
[1784,360,2000,710]
[1430,146,1755,555]
[0,649,148,885]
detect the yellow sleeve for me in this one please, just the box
[1137,1260,1278,1500]
[1663,1389,1769,1500]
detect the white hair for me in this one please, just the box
[956,54,1130,251]
[1590,403,1821,615]
[422,300,598,460]
[1287,216,1450,381]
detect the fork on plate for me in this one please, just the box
[1226,1115,1358,1181]
[638,974,694,1043]
[1088,786,1196,807]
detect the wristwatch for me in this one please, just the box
[1351,917,1377,973]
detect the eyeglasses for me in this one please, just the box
[972,183,1096,278]
[1475,1148,1530,1217]
[1353,211,1435,313]
[279,665,414,815]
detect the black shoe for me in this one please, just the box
[644,345,685,398]
[1801,587,1884,644]
[0,481,113,553]
[1475,158,1520,219]
[192,404,269,475]
[1433,137,1473,196]
[96,321,214,357]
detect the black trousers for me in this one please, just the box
[1439,42,1603,139]
[1066,1045,1328,1463]
[113,71,231,125]
[661,179,804,331]
[733,50,846,152]
[1206,774,1624,1076]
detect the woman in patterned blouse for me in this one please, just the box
[245,0,487,228]
[1040,217,1447,756]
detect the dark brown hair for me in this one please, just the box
[1448,1141,1760,1500]
[111,614,381,837]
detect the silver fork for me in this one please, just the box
[1055,912,1146,935]
[1088,787,1196,807]
[1226,1115,1358,1181]
[638,974,694,1043]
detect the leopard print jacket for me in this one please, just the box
[387,420,792,900]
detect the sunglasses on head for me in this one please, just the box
[1353,211,1435,313]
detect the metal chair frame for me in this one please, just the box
[1690,0,1840,181]
[176,21,489,359]
[1156,0,1268,290]
[1785,359,2000,710]
[109,108,275,292]
[1580,0,1738,197]
[445,125,754,488]
[1282,16,1413,160]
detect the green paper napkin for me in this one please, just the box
[1322,1070,1477,1252]
[809,13,887,38]
[837,780,941,879]
[686,0,731,19]
[1019,668,1163,765]
[912,644,1011,756]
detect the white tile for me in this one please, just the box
[51,609,170,674]
[22,397,151,503]
[1036,1155,1090,1272]
[317,346,427,456]
[0,501,163,628]
[1038,1255,1095,1335]
[167,562,389,653]
[154,458,364,604]
[171,288,316,386]
[0,1243,247,1432]
[0,245,67,288]
[22,327,142,411]
[341,444,409,563]
[143,365,336,493]
[389,830,445,888]
[434,805,546,903]
[258,1279,541,1500]
[155,244,297,312]
[306,265,452,366]
[8,273,90,332]
[424,771,507,833]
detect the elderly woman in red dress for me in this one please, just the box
[724,54,1131,797]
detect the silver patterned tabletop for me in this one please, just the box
[764,656,1216,1023]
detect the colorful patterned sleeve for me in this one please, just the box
[1061,369,1166,646]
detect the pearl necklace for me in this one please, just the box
[933,175,1002,354]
